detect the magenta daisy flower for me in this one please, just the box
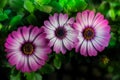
[43,13,78,54]
[5,25,51,72]
[74,10,111,56]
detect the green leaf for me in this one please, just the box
[26,13,37,25]
[108,8,116,21]
[35,73,42,80]
[9,0,24,10]
[50,1,63,12]
[34,0,51,5]
[10,68,21,80]
[54,54,62,69]
[59,0,87,13]
[37,5,52,13]
[9,14,23,28]
[0,0,7,9]
[108,66,114,73]
[25,72,42,80]
[39,63,55,74]
[109,32,116,47]
[0,10,8,21]
[24,0,35,13]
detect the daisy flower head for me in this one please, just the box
[74,10,111,56]
[43,13,78,54]
[5,25,51,72]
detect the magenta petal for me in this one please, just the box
[63,38,73,51]
[87,41,97,56]
[48,37,57,47]
[59,13,68,26]
[21,26,31,41]
[21,57,31,72]
[67,17,75,24]
[92,40,105,52]
[88,11,95,26]
[75,37,84,52]
[93,13,104,27]
[53,39,62,53]
[29,56,39,72]
[82,10,89,26]
[29,27,41,41]
[44,20,55,30]
[80,40,87,56]
[49,13,59,28]
[8,52,21,66]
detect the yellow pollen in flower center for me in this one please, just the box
[22,43,34,55]
[83,27,95,40]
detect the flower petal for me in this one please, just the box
[87,41,97,56]
[53,39,62,53]
[80,40,87,56]
[59,13,68,26]
[49,13,59,28]
[44,20,55,30]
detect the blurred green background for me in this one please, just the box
[0,0,120,80]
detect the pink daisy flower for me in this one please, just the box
[43,13,78,54]
[5,25,51,72]
[73,10,111,56]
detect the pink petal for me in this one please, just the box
[73,23,84,32]
[48,37,57,47]
[80,40,87,56]
[11,30,24,44]
[53,39,62,53]
[66,17,74,24]
[44,20,55,30]
[28,56,39,71]
[8,51,22,66]
[29,27,42,41]
[92,40,105,52]
[66,30,78,42]
[93,13,104,27]
[21,26,31,41]
[59,13,68,26]
[33,55,45,66]
[16,54,25,70]
[75,37,84,52]
[44,28,55,39]
[94,36,110,47]
[49,13,59,28]
[34,47,49,60]
[87,41,97,56]
[82,10,89,26]
[95,20,108,29]
[21,57,31,72]
[60,43,66,54]
[33,33,49,47]
[63,38,74,51]
[88,11,95,26]
[76,12,85,29]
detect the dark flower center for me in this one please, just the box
[55,27,67,39]
[83,27,95,40]
[22,43,34,55]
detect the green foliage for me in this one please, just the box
[24,72,42,80]
[0,0,120,80]
[39,63,55,74]
[9,14,23,29]
[59,0,87,13]
[53,54,62,69]
[24,0,35,13]
[0,10,8,21]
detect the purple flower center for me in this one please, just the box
[55,27,67,39]
[22,42,34,55]
[83,27,95,40]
